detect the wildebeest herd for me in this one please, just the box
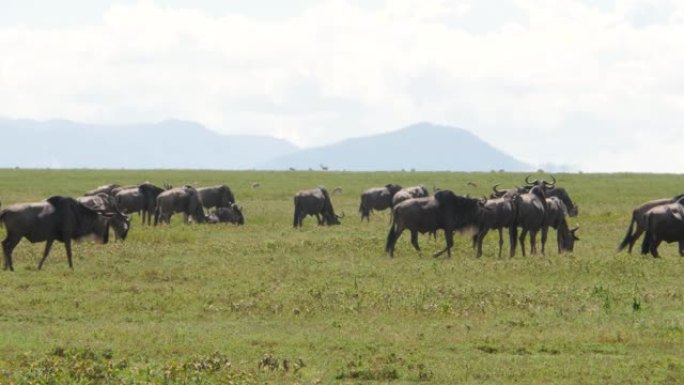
[0,182,243,271]
[1,175,683,271]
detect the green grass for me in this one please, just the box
[1,169,684,384]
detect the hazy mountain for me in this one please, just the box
[260,122,531,171]
[0,119,531,171]
[0,118,299,169]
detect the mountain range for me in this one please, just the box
[0,118,531,171]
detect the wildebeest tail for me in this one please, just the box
[385,223,396,254]
[0,209,6,228]
[617,212,637,252]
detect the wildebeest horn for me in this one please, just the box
[525,175,534,185]
[571,224,580,232]
[544,175,557,187]
[492,183,502,194]
[336,212,346,219]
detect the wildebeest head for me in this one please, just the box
[560,224,580,252]
[525,175,556,190]
[385,183,402,196]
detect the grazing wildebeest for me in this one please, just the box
[293,187,342,227]
[155,186,206,225]
[85,184,121,197]
[541,197,579,254]
[206,204,244,225]
[618,193,684,253]
[391,185,430,207]
[197,185,235,210]
[473,196,518,258]
[77,194,131,241]
[359,184,402,221]
[515,186,547,256]
[385,190,485,258]
[640,198,684,257]
[0,196,112,271]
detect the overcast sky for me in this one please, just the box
[1,0,683,172]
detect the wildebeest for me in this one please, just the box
[197,185,235,210]
[114,187,145,218]
[385,190,485,258]
[640,198,684,257]
[154,186,206,225]
[359,183,402,221]
[541,197,579,254]
[0,196,112,271]
[85,184,121,197]
[293,187,342,227]
[391,185,430,207]
[77,194,131,241]
[473,196,518,258]
[618,193,684,253]
[206,203,244,225]
[514,186,547,256]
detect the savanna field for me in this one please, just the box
[0,169,683,384]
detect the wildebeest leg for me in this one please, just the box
[433,230,454,258]
[541,226,548,255]
[650,238,661,258]
[530,230,538,255]
[628,228,644,253]
[519,228,528,257]
[508,226,517,258]
[410,230,420,252]
[497,228,504,258]
[476,228,489,258]
[315,213,323,225]
[2,234,21,271]
[38,239,55,270]
[64,239,74,269]
[679,240,684,257]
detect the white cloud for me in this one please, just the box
[0,0,683,171]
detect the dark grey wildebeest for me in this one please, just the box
[197,185,235,210]
[514,186,547,256]
[473,196,518,258]
[0,196,113,271]
[206,203,244,225]
[619,193,684,253]
[114,187,145,217]
[640,198,684,257]
[359,183,402,221]
[385,190,485,258]
[293,187,342,227]
[154,186,205,225]
[541,197,579,254]
[391,185,430,207]
[77,194,131,241]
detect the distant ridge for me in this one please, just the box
[0,118,299,169]
[260,122,531,171]
[0,119,530,171]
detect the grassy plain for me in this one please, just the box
[0,169,683,384]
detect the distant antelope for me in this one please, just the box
[467,181,478,188]
[320,164,328,171]
[251,182,261,189]
[332,186,343,195]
